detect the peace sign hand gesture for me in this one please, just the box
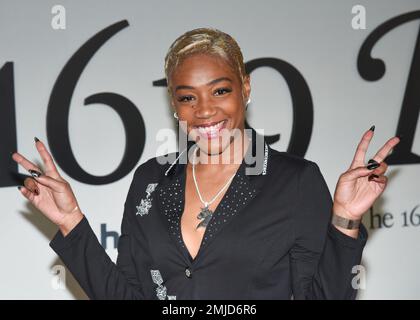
[12,138,84,236]
[332,127,400,227]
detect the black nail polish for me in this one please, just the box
[369,125,375,132]
[28,169,42,178]
[17,186,22,191]
[34,137,40,143]
[367,162,380,170]
[367,159,377,164]
[368,174,379,181]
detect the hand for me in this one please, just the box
[12,138,84,235]
[333,127,400,222]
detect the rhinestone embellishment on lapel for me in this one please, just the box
[136,183,158,216]
[150,269,176,300]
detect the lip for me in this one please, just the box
[193,119,227,128]
[193,119,228,139]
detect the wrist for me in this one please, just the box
[58,210,84,237]
[332,204,361,239]
[332,203,360,221]
[331,214,361,229]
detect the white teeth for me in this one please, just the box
[197,121,224,133]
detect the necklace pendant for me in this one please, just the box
[197,215,212,229]
[196,205,213,229]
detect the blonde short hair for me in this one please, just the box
[164,28,247,94]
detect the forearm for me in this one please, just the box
[318,223,367,299]
[50,216,143,300]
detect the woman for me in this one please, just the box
[12,28,399,299]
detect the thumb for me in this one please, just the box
[33,175,67,192]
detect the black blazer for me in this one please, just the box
[50,129,367,300]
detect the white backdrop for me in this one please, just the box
[0,0,419,299]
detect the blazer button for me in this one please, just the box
[185,268,192,278]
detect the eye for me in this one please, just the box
[177,95,195,103]
[214,87,232,96]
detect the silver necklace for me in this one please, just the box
[192,146,237,229]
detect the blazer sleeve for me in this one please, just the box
[49,171,144,300]
[289,161,368,300]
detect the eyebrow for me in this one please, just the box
[174,77,232,92]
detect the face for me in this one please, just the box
[169,53,250,156]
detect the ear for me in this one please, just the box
[242,74,251,102]
[168,87,176,109]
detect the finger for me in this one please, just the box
[350,128,375,169]
[18,186,36,202]
[371,136,401,163]
[33,175,67,192]
[23,177,40,195]
[34,138,62,179]
[11,152,42,174]
[341,166,374,182]
[368,174,388,184]
[371,161,388,176]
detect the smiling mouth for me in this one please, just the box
[194,120,228,139]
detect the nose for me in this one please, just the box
[194,96,217,119]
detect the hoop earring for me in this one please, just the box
[173,112,179,119]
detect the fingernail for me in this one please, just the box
[28,169,42,178]
[34,188,39,195]
[34,137,40,143]
[369,125,375,132]
[368,174,379,181]
[17,186,22,191]
[367,162,380,170]
[396,134,403,141]
[368,159,377,164]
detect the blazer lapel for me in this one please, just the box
[155,159,192,265]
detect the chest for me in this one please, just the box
[146,168,298,267]
[180,171,234,260]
